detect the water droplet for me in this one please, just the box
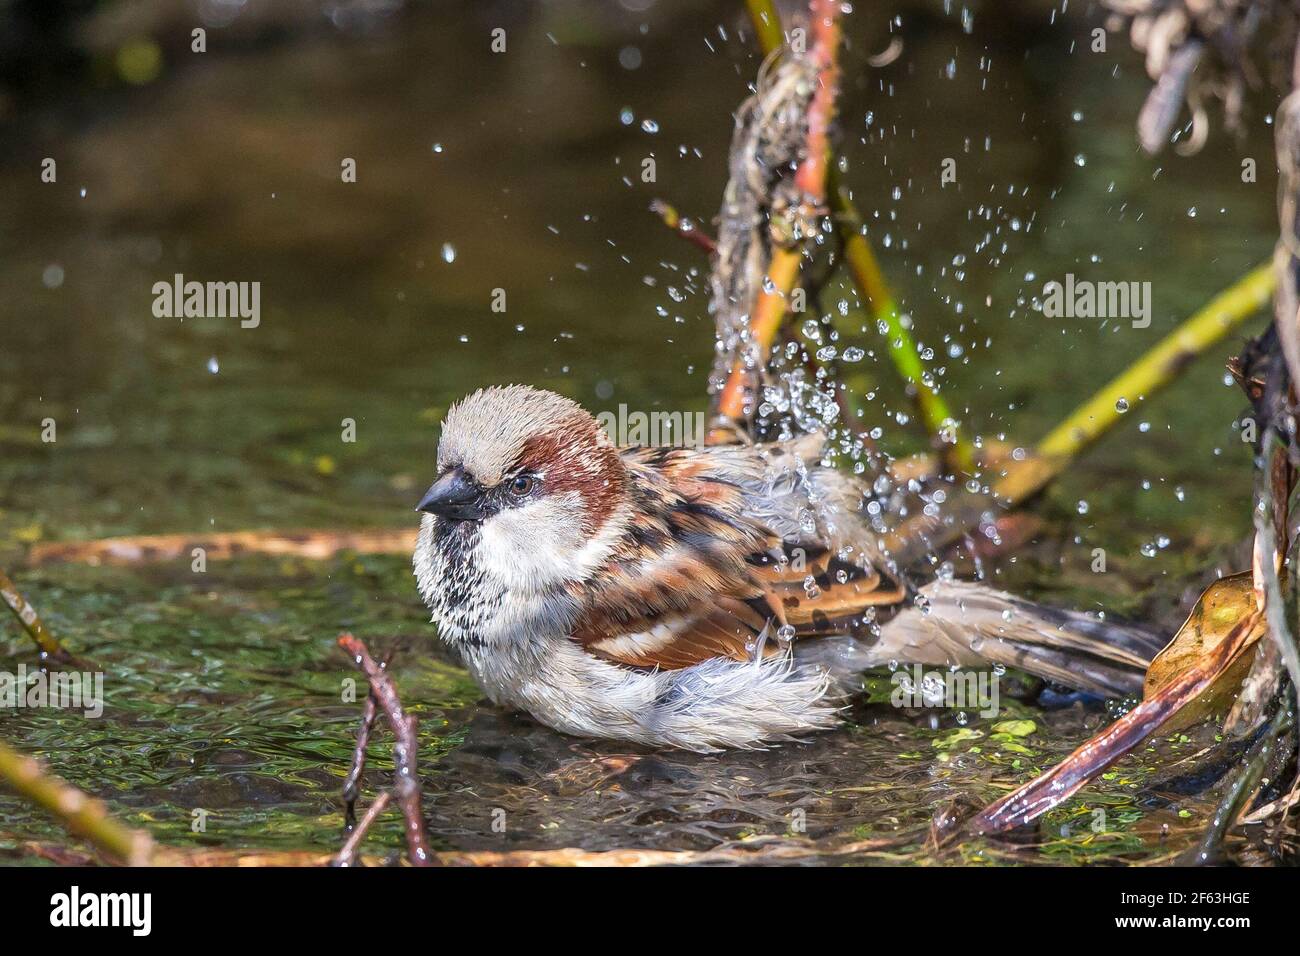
[1114,397,1129,413]
[441,243,456,263]
[207,356,219,374]
[618,46,642,70]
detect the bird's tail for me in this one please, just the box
[798,579,1165,698]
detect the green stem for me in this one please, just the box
[745,0,785,55]
[0,567,78,663]
[0,739,153,865]
[885,262,1275,562]
[1036,262,1274,461]
[832,184,975,472]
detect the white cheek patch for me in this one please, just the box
[412,513,439,611]
[479,493,608,591]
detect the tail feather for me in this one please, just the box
[866,580,1161,698]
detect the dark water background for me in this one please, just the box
[0,0,1282,863]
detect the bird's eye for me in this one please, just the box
[508,475,535,497]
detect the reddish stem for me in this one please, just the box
[796,0,841,198]
[712,0,845,437]
[337,633,433,866]
[969,611,1262,835]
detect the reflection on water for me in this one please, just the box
[0,1,1279,863]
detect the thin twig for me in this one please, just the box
[650,199,717,254]
[0,567,80,664]
[1186,707,1293,863]
[742,0,974,472]
[337,633,433,867]
[744,0,785,54]
[713,247,805,436]
[1240,770,1300,824]
[1035,261,1275,462]
[333,791,392,867]
[795,0,840,198]
[11,836,908,868]
[342,687,380,830]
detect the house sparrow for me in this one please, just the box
[414,385,1161,751]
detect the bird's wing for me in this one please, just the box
[567,445,774,668]
[579,598,772,668]
[567,439,905,670]
[673,436,908,633]
[749,539,906,633]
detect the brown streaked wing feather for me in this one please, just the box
[572,534,767,642]
[570,446,774,629]
[569,443,906,669]
[688,438,910,633]
[579,598,774,669]
[749,543,906,630]
[567,446,775,669]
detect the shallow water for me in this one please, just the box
[0,2,1281,864]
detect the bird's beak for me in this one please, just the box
[416,468,485,521]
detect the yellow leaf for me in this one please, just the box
[1143,571,1263,732]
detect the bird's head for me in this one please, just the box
[415,385,629,594]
